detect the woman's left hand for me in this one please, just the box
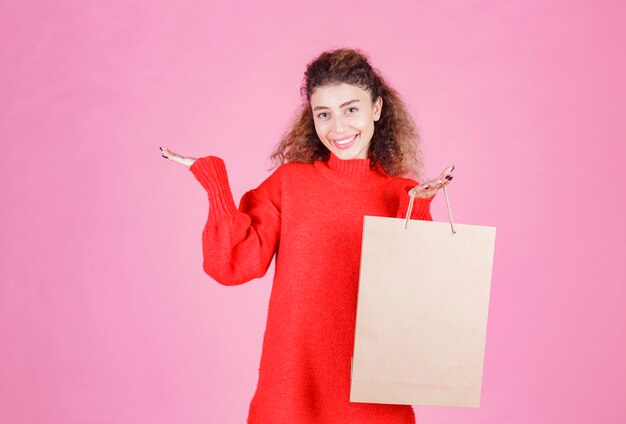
[409,165,455,199]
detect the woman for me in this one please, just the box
[161,47,453,423]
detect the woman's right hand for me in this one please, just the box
[160,146,197,168]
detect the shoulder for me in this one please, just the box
[246,161,316,213]
[264,160,315,184]
[249,159,312,192]
[277,160,314,173]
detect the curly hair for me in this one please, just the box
[269,47,425,179]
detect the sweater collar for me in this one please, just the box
[314,151,390,188]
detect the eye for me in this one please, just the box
[317,112,329,119]
[347,107,358,113]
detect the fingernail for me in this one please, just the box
[159,147,162,151]
[448,176,453,180]
[161,154,167,158]
[445,175,452,180]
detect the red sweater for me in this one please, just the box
[189,151,434,424]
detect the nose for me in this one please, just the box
[333,115,346,134]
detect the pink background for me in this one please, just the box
[1,1,624,423]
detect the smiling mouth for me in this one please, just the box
[331,134,358,149]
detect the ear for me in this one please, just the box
[373,96,383,121]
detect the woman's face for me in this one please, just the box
[310,83,383,160]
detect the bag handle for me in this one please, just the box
[404,185,456,234]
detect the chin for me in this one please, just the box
[333,150,357,160]
[337,147,369,160]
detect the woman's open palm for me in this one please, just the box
[409,165,455,199]
[160,146,196,168]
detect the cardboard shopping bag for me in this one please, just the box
[350,187,496,408]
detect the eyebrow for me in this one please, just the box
[312,99,360,111]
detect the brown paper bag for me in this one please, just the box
[350,188,496,408]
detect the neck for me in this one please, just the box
[313,151,389,188]
[328,151,373,177]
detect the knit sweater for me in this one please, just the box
[189,151,434,424]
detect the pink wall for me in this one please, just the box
[1,1,624,422]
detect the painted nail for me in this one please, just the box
[161,154,167,158]
[445,175,452,180]
[159,147,162,151]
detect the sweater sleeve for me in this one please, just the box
[395,179,435,221]
[189,156,281,286]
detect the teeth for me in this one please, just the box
[334,134,357,145]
